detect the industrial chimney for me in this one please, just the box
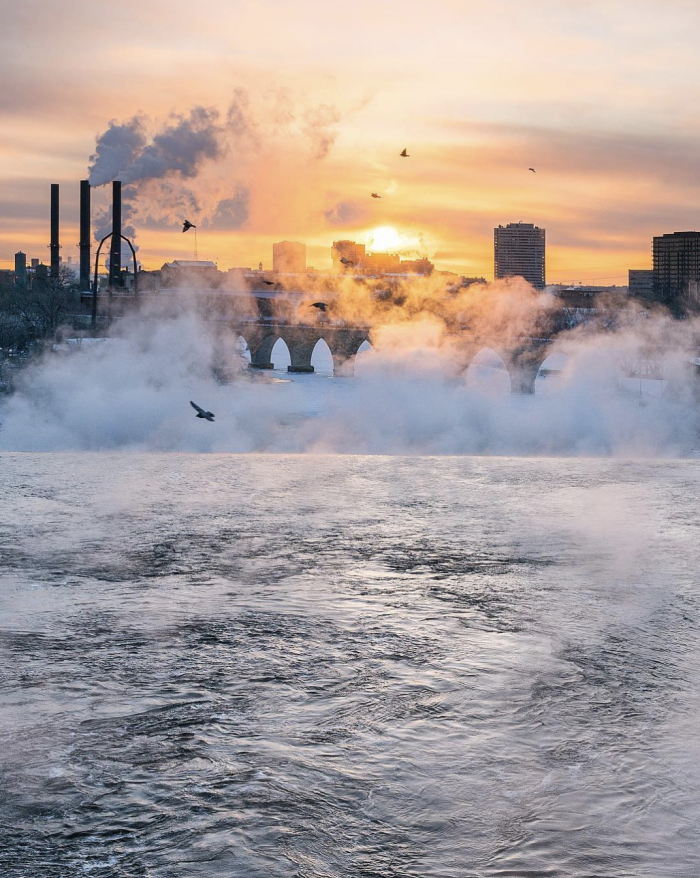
[108,180,122,288]
[79,180,91,291]
[50,184,60,279]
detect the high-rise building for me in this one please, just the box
[652,232,700,311]
[332,240,366,270]
[494,222,545,289]
[272,241,306,273]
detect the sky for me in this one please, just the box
[2,0,700,282]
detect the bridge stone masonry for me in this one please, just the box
[234,320,372,374]
[81,288,700,393]
[229,314,559,390]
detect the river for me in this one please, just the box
[1,453,699,876]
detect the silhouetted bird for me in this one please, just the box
[371,193,381,198]
[340,257,354,266]
[190,401,215,422]
[311,302,327,311]
[400,149,409,157]
[261,280,277,286]
[528,168,536,173]
[182,220,196,232]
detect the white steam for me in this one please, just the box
[1,304,699,456]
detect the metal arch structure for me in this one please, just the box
[92,232,138,326]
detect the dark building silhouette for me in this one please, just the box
[494,222,545,289]
[653,231,700,312]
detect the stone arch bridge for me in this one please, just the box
[230,318,561,392]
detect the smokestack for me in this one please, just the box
[50,184,60,279]
[79,180,91,291]
[109,180,122,288]
[14,252,27,289]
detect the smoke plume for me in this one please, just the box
[87,89,344,251]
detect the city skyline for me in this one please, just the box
[3,1,700,282]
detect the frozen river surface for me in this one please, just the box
[1,453,700,876]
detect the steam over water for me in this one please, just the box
[2,453,700,876]
[1,309,699,456]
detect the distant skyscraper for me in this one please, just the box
[332,240,366,270]
[652,231,700,311]
[494,222,545,289]
[272,241,306,273]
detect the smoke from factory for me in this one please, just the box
[87,89,343,261]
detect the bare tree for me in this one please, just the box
[0,265,78,349]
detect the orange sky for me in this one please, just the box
[2,0,700,282]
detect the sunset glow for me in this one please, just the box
[365,226,401,253]
[1,0,699,282]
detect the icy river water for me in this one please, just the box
[1,452,700,877]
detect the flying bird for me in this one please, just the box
[371,193,382,198]
[400,149,409,157]
[190,401,215,422]
[182,220,196,232]
[311,302,327,311]
[340,257,354,266]
[261,279,276,286]
[528,168,536,173]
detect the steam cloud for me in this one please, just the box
[87,89,343,254]
[1,279,699,456]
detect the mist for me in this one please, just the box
[1,285,699,455]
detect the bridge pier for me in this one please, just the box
[509,369,537,394]
[288,364,314,373]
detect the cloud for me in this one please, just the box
[324,200,367,227]
[209,189,250,230]
[88,107,223,188]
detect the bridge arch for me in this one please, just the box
[271,337,292,370]
[534,351,569,394]
[311,337,334,375]
[334,336,374,377]
[465,347,512,394]
[237,334,252,365]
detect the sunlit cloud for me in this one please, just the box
[2,0,700,280]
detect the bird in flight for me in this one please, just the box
[528,168,536,173]
[311,302,327,311]
[260,279,276,286]
[340,257,354,266]
[182,220,196,233]
[190,401,215,422]
[400,149,409,157]
[371,193,382,198]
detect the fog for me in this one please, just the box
[1,288,699,455]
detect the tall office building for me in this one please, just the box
[332,240,366,270]
[272,241,306,273]
[494,222,545,289]
[652,231,700,311]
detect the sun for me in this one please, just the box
[366,226,402,253]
